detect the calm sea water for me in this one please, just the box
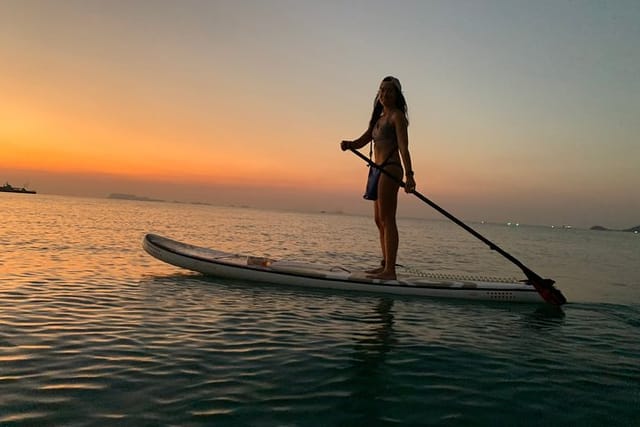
[1,194,638,426]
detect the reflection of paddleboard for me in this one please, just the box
[143,233,545,303]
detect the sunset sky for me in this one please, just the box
[1,0,638,228]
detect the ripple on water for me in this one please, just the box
[1,199,640,426]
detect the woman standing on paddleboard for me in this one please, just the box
[341,76,417,280]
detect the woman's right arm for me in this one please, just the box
[341,127,373,151]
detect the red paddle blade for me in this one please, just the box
[528,277,567,305]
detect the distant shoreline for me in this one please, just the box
[107,193,164,202]
[591,225,640,233]
[107,193,216,206]
[105,194,638,231]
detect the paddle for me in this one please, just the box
[348,148,567,305]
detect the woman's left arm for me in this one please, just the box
[393,112,416,192]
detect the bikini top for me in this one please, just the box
[372,117,397,150]
[371,117,399,166]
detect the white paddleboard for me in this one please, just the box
[143,233,545,303]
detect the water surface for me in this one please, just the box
[1,195,638,426]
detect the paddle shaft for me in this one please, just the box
[349,148,542,281]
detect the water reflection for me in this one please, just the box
[336,298,396,423]
[515,304,566,333]
[354,298,396,354]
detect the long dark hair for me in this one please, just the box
[368,76,409,129]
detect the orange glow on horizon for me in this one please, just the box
[0,76,364,193]
[1,109,348,192]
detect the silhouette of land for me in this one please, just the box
[591,225,640,233]
[107,193,215,206]
[107,193,164,202]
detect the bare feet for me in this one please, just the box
[366,271,397,280]
[365,266,385,274]
[365,260,385,275]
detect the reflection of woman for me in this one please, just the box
[337,298,395,423]
[341,76,416,279]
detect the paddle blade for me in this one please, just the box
[528,277,567,305]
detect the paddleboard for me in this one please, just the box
[143,233,547,303]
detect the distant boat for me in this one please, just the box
[1,182,36,194]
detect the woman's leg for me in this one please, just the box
[369,173,400,279]
[366,201,386,274]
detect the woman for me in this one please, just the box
[340,76,417,280]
